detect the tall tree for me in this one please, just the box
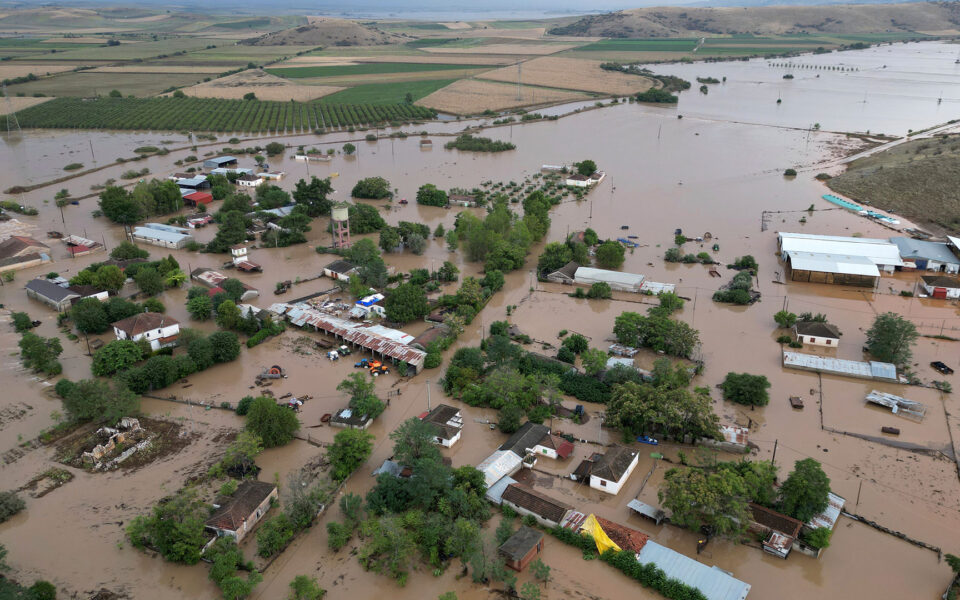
[594,241,625,269]
[390,417,442,467]
[62,379,139,424]
[337,373,385,420]
[245,396,299,448]
[385,283,428,323]
[99,186,141,224]
[659,467,750,538]
[293,176,334,217]
[328,428,374,481]
[778,458,830,522]
[866,312,918,366]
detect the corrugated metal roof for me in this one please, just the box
[807,492,845,531]
[786,252,880,277]
[890,238,959,265]
[485,475,517,505]
[574,267,645,288]
[478,450,523,488]
[778,233,903,267]
[948,236,960,252]
[635,541,751,600]
[132,227,193,243]
[782,352,898,381]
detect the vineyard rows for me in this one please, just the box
[13,97,438,132]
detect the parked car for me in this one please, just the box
[636,435,659,446]
[931,361,955,375]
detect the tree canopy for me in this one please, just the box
[659,467,750,539]
[720,372,771,407]
[351,176,392,199]
[595,240,625,269]
[328,428,374,481]
[245,396,300,448]
[866,312,918,366]
[778,458,830,522]
[385,283,429,324]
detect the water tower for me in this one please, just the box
[331,202,351,249]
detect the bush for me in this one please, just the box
[327,521,352,551]
[11,311,33,333]
[444,134,515,152]
[246,396,299,447]
[803,527,832,549]
[776,335,792,344]
[721,372,771,406]
[664,247,682,262]
[0,490,26,523]
[236,395,254,416]
[257,513,294,558]
[784,168,797,177]
[635,88,678,104]
[26,580,57,600]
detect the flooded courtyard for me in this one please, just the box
[0,40,958,600]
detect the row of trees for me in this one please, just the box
[98,180,185,225]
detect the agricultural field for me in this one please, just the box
[416,78,590,114]
[0,36,104,58]
[322,78,457,105]
[421,42,579,55]
[13,96,437,131]
[266,61,492,78]
[25,37,224,61]
[174,69,342,101]
[0,63,77,80]
[576,38,700,52]
[6,71,207,97]
[90,65,228,74]
[278,54,512,66]
[149,44,316,67]
[478,56,654,95]
[0,95,52,115]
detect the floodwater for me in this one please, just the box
[1,41,959,599]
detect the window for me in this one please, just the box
[809,337,816,343]
[599,480,606,487]
[825,339,831,345]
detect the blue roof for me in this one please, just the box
[636,541,750,600]
[205,156,237,165]
[890,237,959,265]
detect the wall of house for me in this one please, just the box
[437,430,461,447]
[589,454,639,495]
[531,444,558,460]
[502,500,560,529]
[799,334,838,347]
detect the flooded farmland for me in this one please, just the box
[1,40,959,600]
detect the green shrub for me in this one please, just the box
[257,513,295,558]
[0,491,26,523]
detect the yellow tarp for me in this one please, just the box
[581,513,621,555]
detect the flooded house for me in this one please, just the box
[183,191,213,208]
[635,540,751,600]
[748,503,803,559]
[544,261,580,284]
[175,175,210,192]
[920,275,960,299]
[132,223,194,249]
[67,284,109,304]
[323,259,357,282]
[793,321,841,347]
[588,445,638,495]
[420,404,463,447]
[111,313,180,351]
[203,155,238,170]
[498,526,544,572]
[0,235,50,274]
[24,277,80,312]
[330,408,373,430]
[478,449,524,489]
[237,173,265,188]
[500,483,572,528]
[890,237,960,273]
[777,232,903,286]
[499,422,573,462]
[205,480,278,542]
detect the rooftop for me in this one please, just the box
[749,503,802,538]
[0,235,48,259]
[501,484,571,524]
[206,156,238,165]
[499,526,543,562]
[548,260,581,279]
[574,266,645,287]
[537,434,574,459]
[422,404,462,440]
[478,450,523,488]
[921,275,960,288]
[594,516,649,553]
[25,278,79,302]
[636,541,751,600]
[786,252,880,277]
[782,351,897,381]
[591,445,637,482]
[206,480,276,532]
[499,421,551,457]
[778,232,903,267]
[890,237,959,264]
[794,321,841,338]
[324,259,356,274]
[112,312,179,335]
[807,492,845,531]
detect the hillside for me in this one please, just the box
[240,17,404,46]
[548,2,960,37]
[827,134,960,232]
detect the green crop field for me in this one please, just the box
[155,44,315,66]
[268,62,490,78]
[578,38,699,52]
[321,79,456,105]
[13,96,437,132]
[702,37,827,46]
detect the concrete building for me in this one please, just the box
[749,503,803,559]
[175,176,210,191]
[0,236,51,274]
[24,278,79,311]
[778,232,903,286]
[190,268,259,300]
[574,267,645,292]
[237,173,265,188]
[589,445,638,495]
[330,407,372,429]
[891,237,960,273]
[323,259,357,281]
[132,223,194,249]
[112,313,180,351]
[920,275,960,299]
[500,483,572,528]
[478,450,523,488]
[351,293,385,319]
[782,351,898,382]
[421,404,463,447]
[793,321,841,347]
[67,285,109,303]
[203,156,238,170]
[205,480,277,542]
[499,527,544,572]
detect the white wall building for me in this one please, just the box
[589,445,639,495]
[112,313,180,351]
[793,322,841,347]
[422,404,463,447]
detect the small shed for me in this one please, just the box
[323,259,357,281]
[499,526,544,572]
[184,191,213,208]
[749,503,802,559]
[627,499,666,525]
[485,475,518,505]
[329,407,372,429]
[920,275,960,299]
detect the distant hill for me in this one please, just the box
[548,2,960,37]
[240,17,404,46]
[827,135,960,233]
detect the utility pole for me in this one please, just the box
[771,438,778,466]
[426,378,431,411]
[855,479,863,509]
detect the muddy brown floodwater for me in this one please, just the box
[1,40,959,600]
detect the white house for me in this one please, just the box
[353,293,385,318]
[258,171,285,181]
[921,275,960,299]
[421,404,463,447]
[111,313,180,351]
[793,321,841,347]
[589,445,638,495]
[566,174,591,187]
[237,173,265,188]
[132,223,194,249]
[323,259,358,281]
[205,480,277,542]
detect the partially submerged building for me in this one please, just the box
[573,267,674,294]
[323,259,358,282]
[782,351,899,382]
[132,223,194,249]
[890,237,960,273]
[0,236,50,274]
[499,422,573,461]
[748,503,803,559]
[330,407,372,429]
[920,275,960,299]
[203,156,238,170]
[205,480,277,542]
[421,404,463,447]
[500,483,572,528]
[778,232,903,286]
[793,321,841,347]
[112,313,180,351]
[544,261,580,284]
[478,450,524,489]
[190,268,259,300]
[635,540,751,600]
[24,278,80,311]
[499,526,544,572]
[589,445,639,495]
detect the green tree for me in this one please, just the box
[587,281,612,299]
[562,333,588,354]
[537,242,572,274]
[351,176,392,199]
[438,260,459,282]
[216,299,242,330]
[221,278,246,303]
[71,298,110,333]
[804,527,832,549]
[99,186,141,224]
[62,379,139,424]
[186,294,212,320]
[385,283,429,323]
[127,488,208,564]
[865,312,918,366]
[134,267,164,296]
[520,582,541,600]
[349,203,387,233]
[209,331,241,363]
[576,159,597,176]
[105,296,141,322]
[658,292,684,313]
[265,142,285,156]
[606,380,720,441]
[407,233,427,255]
[580,348,608,377]
[26,580,57,600]
[207,210,248,252]
[337,373,385,420]
[0,491,25,524]
[659,467,749,539]
[530,558,551,582]
[18,332,63,375]
[289,575,325,599]
[187,336,215,369]
[498,403,523,433]
[328,428,374,481]
[343,143,356,156]
[94,265,126,294]
[595,241,625,269]
[717,460,779,506]
[416,183,448,207]
[246,396,299,448]
[945,553,960,575]
[379,226,401,252]
[212,431,263,478]
[110,240,149,260]
[293,176,334,217]
[721,372,771,407]
[389,417,442,467]
[91,339,143,376]
[11,311,33,333]
[445,229,458,251]
[773,310,798,329]
[778,458,830,522]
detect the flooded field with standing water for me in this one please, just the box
[0,40,959,600]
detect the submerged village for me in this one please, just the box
[0,18,960,600]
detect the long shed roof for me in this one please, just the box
[778,232,903,267]
[786,252,880,277]
[890,237,959,265]
[636,541,751,600]
[574,267,645,287]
